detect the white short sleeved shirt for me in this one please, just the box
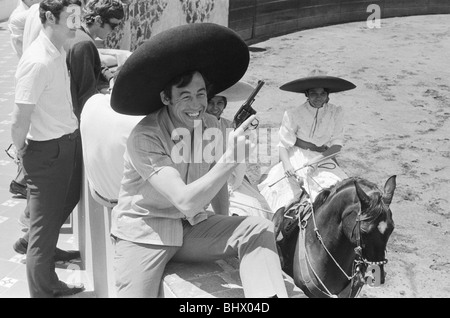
[15,31,78,141]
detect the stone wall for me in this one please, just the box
[104,0,229,51]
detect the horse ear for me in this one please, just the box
[354,180,371,211]
[382,175,397,206]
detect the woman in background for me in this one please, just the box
[258,70,356,212]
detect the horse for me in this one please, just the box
[272,175,397,298]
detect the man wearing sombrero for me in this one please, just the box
[258,70,356,212]
[109,23,288,298]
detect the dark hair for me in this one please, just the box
[162,71,211,100]
[83,0,124,26]
[39,0,82,24]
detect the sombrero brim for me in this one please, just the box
[111,23,250,115]
[280,76,356,93]
[215,81,255,102]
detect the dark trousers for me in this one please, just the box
[22,131,82,298]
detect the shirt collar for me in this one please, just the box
[39,30,63,59]
[305,101,327,113]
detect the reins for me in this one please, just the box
[301,179,361,297]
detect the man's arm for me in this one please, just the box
[148,162,234,218]
[11,103,35,156]
[8,10,28,58]
[67,41,101,115]
[148,115,256,218]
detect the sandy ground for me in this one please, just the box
[221,14,450,298]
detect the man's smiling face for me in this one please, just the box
[165,71,208,128]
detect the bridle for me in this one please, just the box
[297,180,388,298]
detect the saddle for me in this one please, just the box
[272,191,312,277]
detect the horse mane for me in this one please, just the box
[312,177,361,210]
[312,177,388,232]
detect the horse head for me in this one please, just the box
[347,175,396,287]
[289,175,397,298]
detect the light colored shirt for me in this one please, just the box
[15,30,78,141]
[278,101,344,149]
[80,93,143,201]
[7,0,29,57]
[259,101,347,210]
[111,108,221,246]
[22,3,42,53]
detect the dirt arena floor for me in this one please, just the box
[221,14,450,298]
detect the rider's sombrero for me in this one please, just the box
[111,23,250,115]
[214,81,255,103]
[280,69,356,94]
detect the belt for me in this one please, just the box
[59,129,80,141]
[28,129,80,144]
[94,190,118,206]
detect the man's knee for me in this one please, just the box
[245,216,275,233]
[239,216,276,244]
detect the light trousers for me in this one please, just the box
[113,215,288,298]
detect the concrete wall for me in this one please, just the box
[229,0,450,44]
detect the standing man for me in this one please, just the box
[7,0,44,201]
[65,0,125,120]
[110,23,288,298]
[11,0,85,297]
[7,0,43,58]
[22,2,43,52]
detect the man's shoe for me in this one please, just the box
[53,281,85,297]
[54,248,81,262]
[13,237,28,254]
[13,239,81,262]
[9,180,27,198]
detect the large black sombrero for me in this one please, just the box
[111,23,250,115]
[280,70,356,94]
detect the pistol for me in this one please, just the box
[232,80,265,130]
